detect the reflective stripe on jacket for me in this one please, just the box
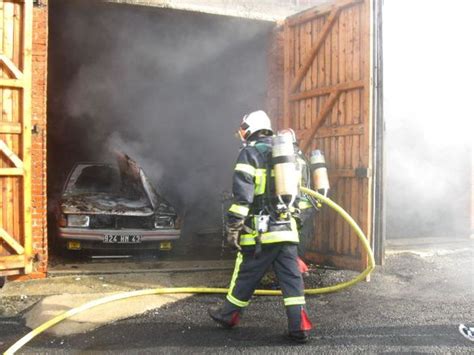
[227,137,271,224]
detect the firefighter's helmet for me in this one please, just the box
[238,110,273,141]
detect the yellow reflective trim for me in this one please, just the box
[255,169,266,196]
[226,293,249,308]
[239,231,299,245]
[260,232,299,244]
[284,296,306,306]
[235,163,256,176]
[239,219,299,245]
[227,255,249,307]
[239,235,256,245]
[228,252,243,297]
[228,204,249,217]
[298,200,313,209]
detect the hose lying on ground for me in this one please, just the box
[4,187,375,355]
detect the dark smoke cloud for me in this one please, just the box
[48,0,273,239]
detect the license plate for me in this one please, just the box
[103,235,141,244]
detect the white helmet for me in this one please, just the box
[238,110,273,141]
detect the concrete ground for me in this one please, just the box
[0,238,473,353]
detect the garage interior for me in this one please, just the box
[47,0,275,263]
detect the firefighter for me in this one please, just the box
[208,110,312,343]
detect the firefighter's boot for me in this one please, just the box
[286,304,312,343]
[208,305,241,328]
[287,330,309,343]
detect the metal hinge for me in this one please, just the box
[355,167,371,178]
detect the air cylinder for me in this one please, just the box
[272,133,299,201]
[310,150,330,196]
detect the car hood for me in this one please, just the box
[61,152,176,217]
[61,193,154,216]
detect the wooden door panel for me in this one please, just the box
[283,0,373,271]
[0,0,33,276]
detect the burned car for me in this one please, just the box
[56,153,180,253]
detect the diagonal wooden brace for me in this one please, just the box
[0,138,24,168]
[289,0,364,94]
[301,91,342,153]
[290,8,341,93]
[0,227,25,255]
[0,54,24,80]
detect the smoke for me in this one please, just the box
[384,0,474,238]
[48,1,273,238]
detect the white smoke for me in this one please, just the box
[384,0,474,238]
[48,1,273,238]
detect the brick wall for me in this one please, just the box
[30,1,48,277]
[266,26,284,130]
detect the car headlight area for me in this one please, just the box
[154,215,175,229]
[67,214,90,227]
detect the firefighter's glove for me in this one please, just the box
[226,221,243,251]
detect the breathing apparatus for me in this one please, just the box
[270,130,331,216]
[272,131,300,212]
[310,149,330,197]
[252,129,300,258]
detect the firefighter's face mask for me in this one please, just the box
[236,120,250,142]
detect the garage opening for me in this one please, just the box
[47,0,274,266]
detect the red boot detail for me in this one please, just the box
[297,257,309,274]
[300,308,312,331]
[229,311,240,327]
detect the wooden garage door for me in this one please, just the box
[0,0,33,276]
[283,0,373,271]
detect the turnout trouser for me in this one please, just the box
[298,208,316,257]
[221,243,312,332]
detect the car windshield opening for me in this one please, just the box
[74,166,120,193]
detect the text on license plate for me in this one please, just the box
[103,235,142,243]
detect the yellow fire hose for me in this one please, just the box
[4,187,375,355]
